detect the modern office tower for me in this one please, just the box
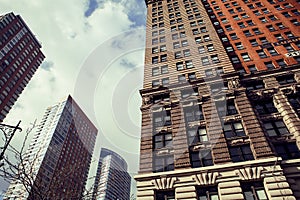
[92,148,131,200]
[0,12,45,122]
[135,0,300,199]
[4,95,97,199]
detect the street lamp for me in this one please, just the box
[0,121,22,166]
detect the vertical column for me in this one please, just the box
[274,91,300,139]
[172,90,191,169]
[139,108,153,173]
[203,97,231,164]
[264,170,296,200]
[264,77,279,89]
[235,92,274,158]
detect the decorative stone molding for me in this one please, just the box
[193,172,220,185]
[152,177,177,190]
[224,115,242,122]
[235,166,264,180]
[248,89,277,101]
[228,78,241,89]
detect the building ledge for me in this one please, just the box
[135,157,280,180]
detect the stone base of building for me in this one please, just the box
[135,157,300,200]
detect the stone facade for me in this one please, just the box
[136,0,300,199]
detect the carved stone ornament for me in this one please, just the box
[235,166,264,180]
[152,177,177,190]
[193,172,220,186]
[228,78,241,89]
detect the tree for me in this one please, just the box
[0,121,98,199]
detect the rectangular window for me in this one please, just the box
[181,87,198,98]
[188,72,196,81]
[153,131,172,149]
[175,51,182,59]
[155,190,175,200]
[152,80,160,87]
[161,54,167,62]
[276,75,296,85]
[186,60,194,69]
[211,55,220,63]
[203,35,210,42]
[173,42,180,49]
[152,67,159,76]
[182,40,188,47]
[264,120,289,137]
[184,105,204,122]
[224,122,246,138]
[283,44,294,52]
[201,57,210,65]
[176,62,184,71]
[160,45,166,52]
[254,100,277,115]
[264,61,275,69]
[153,155,174,172]
[152,56,159,64]
[161,65,168,74]
[257,50,267,58]
[250,39,258,46]
[241,53,251,61]
[205,69,214,77]
[275,142,300,160]
[197,187,219,200]
[152,47,159,54]
[187,126,208,144]
[241,182,268,200]
[198,46,205,54]
[190,149,213,168]
[162,78,169,86]
[178,74,186,83]
[207,44,215,51]
[245,80,264,90]
[229,144,254,162]
[153,110,172,127]
[216,99,238,116]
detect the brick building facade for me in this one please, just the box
[135,0,300,199]
[0,12,45,122]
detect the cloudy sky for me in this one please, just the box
[1,0,147,195]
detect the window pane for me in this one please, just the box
[211,195,219,200]
[244,191,255,200]
[256,189,268,200]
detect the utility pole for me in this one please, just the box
[0,121,22,167]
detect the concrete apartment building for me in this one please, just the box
[135,0,300,199]
[0,12,45,122]
[92,148,131,200]
[5,96,97,199]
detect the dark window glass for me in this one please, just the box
[264,120,289,137]
[241,182,268,200]
[276,75,296,85]
[184,105,204,122]
[153,155,174,172]
[229,145,254,162]
[274,143,300,160]
[190,149,213,168]
[156,190,175,200]
[254,100,277,114]
[197,186,219,200]
[224,122,246,139]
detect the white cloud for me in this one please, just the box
[1,0,145,195]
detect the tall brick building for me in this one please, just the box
[0,12,45,122]
[135,0,300,199]
[5,96,97,199]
